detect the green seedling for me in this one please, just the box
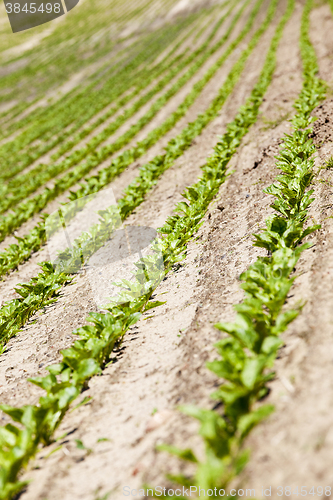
[70,396,92,413]
[75,439,93,455]
[325,156,333,169]
[156,0,326,494]
[0,0,307,497]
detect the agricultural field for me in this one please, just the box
[0,0,333,498]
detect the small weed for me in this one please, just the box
[70,396,92,413]
[261,111,290,130]
[325,156,333,169]
[44,445,63,459]
[75,439,93,454]
[95,493,111,500]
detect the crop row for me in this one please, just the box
[40,9,208,160]
[0,0,276,359]
[0,42,128,138]
[0,0,259,249]
[0,1,284,496]
[0,0,193,148]
[1,1,227,147]
[0,0,268,355]
[0,10,199,180]
[1,0,218,137]
[0,1,229,179]
[0,30,201,190]
[0,42,131,142]
[0,35,144,141]
[0,2,226,183]
[0,263,72,354]
[0,0,161,105]
[33,2,229,165]
[158,0,327,494]
[0,1,237,213]
[0,4,238,351]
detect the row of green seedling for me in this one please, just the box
[156,1,327,496]
[0,0,273,371]
[0,0,289,494]
[0,20,160,141]
[0,1,232,184]
[0,0,218,135]
[0,2,220,143]
[0,0,159,103]
[0,22,203,186]
[0,1,237,211]
[0,10,200,179]
[0,6,229,351]
[0,0,263,245]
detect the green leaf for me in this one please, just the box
[237,404,274,439]
[143,300,166,312]
[157,444,198,463]
[240,357,264,390]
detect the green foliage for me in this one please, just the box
[324,156,333,169]
[157,0,327,495]
[0,264,72,353]
[0,0,257,244]
[0,0,201,136]
[0,1,237,213]
[0,0,281,496]
[0,0,326,496]
[0,1,134,94]
[0,0,262,359]
[0,0,267,353]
